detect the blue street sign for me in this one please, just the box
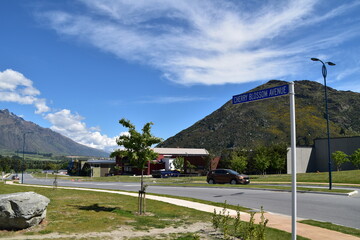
[232,84,289,104]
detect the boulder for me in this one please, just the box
[0,192,50,230]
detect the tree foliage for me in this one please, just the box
[116,119,162,171]
[115,118,162,214]
[254,147,270,175]
[332,151,349,171]
[267,143,287,174]
[351,148,360,169]
[0,155,68,173]
[172,157,184,171]
[186,160,196,173]
[218,144,287,175]
[229,152,247,173]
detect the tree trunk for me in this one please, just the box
[138,169,145,215]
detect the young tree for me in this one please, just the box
[331,151,349,171]
[185,160,196,173]
[116,118,162,214]
[269,152,285,174]
[350,148,360,169]
[172,157,185,172]
[268,144,287,174]
[229,152,247,173]
[254,147,270,175]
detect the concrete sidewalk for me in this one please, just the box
[11,183,360,240]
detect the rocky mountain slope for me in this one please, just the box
[158,80,360,154]
[0,109,109,157]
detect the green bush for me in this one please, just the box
[212,202,268,240]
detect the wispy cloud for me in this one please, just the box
[38,0,360,85]
[0,69,50,114]
[335,67,360,82]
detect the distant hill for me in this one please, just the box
[0,109,109,157]
[158,80,360,154]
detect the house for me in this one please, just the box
[86,159,116,177]
[153,148,209,174]
[116,147,210,175]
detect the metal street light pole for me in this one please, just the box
[311,58,336,190]
[22,132,32,184]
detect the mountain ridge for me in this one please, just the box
[0,109,109,157]
[158,80,360,154]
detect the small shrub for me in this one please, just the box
[212,209,221,230]
[212,203,268,240]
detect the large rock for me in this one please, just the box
[0,192,50,230]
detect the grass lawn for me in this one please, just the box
[251,169,360,184]
[0,182,307,240]
[299,220,360,238]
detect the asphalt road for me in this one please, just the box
[15,174,360,229]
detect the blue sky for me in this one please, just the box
[1,0,360,153]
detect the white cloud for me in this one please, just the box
[0,69,50,113]
[0,69,119,152]
[44,109,119,152]
[39,0,360,85]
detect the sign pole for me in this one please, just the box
[232,82,297,238]
[289,82,297,240]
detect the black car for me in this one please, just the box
[12,175,20,180]
[151,170,180,178]
[207,169,250,184]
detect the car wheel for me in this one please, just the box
[208,179,215,184]
[230,179,237,185]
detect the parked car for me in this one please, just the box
[207,169,250,184]
[12,175,20,180]
[151,169,180,178]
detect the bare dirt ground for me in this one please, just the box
[0,222,224,240]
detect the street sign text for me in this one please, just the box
[232,84,289,104]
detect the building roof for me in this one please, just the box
[153,148,209,156]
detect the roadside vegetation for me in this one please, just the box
[0,153,68,175]
[299,220,360,238]
[0,182,305,240]
[211,203,309,240]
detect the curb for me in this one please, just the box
[349,190,359,196]
[150,184,358,196]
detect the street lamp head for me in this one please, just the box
[311,58,320,61]
[326,62,336,66]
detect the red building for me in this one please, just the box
[115,148,210,175]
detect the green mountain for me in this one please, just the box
[0,109,109,157]
[158,80,360,154]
